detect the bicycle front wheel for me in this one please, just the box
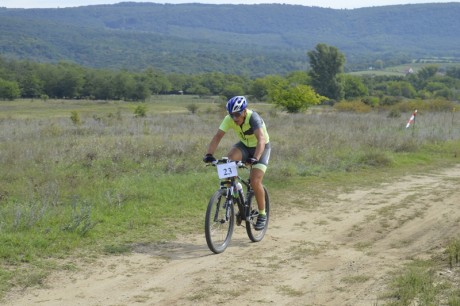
[246,186,270,242]
[205,189,234,254]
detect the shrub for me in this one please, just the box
[362,96,379,107]
[447,239,460,268]
[70,111,81,125]
[380,95,402,106]
[187,103,198,114]
[429,99,457,111]
[394,99,456,113]
[358,151,393,168]
[134,104,147,117]
[334,100,372,113]
[0,79,20,100]
[388,109,402,118]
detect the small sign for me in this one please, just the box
[216,162,238,179]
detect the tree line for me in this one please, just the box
[1,44,459,112]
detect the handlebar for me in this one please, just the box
[207,158,247,169]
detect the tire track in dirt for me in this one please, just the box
[5,165,460,306]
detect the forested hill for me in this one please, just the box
[1,2,459,76]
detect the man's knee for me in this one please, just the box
[228,147,242,161]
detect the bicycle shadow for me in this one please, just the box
[132,235,253,260]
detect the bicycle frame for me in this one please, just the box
[220,174,251,225]
[216,159,251,223]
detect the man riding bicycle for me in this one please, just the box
[203,96,271,231]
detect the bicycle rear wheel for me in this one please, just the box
[205,189,234,254]
[246,186,270,242]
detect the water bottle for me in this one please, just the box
[236,182,245,202]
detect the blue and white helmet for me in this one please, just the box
[226,96,247,114]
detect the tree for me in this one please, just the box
[386,81,416,98]
[286,71,311,86]
[0,78,20,100]
[446,67,460,79]
[200,72,226,95]
[307,43,345,101]
[19,74,42,98]
[82,69,114,100]
[341,75,368,100]
[268,79,326,113]
[187,84,211,96]
[375,59,384,70]
[417,65,438,81]
[143,68,172,94]
[249,78,270,101]
[248,75,285,101]
[221,84,244,99]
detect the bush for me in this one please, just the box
[70,111,81,125]
[134,104,147,117]
[380,96,402,106]
[429,99,457,111]
[358,151,393,168]
[334,100,372,113]
[394,99,456,113]
[187,103,198,114]
[0,79,20,100]
[388,109,401,118]
[362,96,379,107]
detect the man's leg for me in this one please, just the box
[250,168,265,212]
[227,147,242,161]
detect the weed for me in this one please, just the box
[187,103,198,114]
[388,109,402,118]
[447,239,460,268]
[103,244,132,255]
[277,285,304,297]
[70,111,81,125]
[358,151,393,168]
[134,104,147,117]
[383,260,439,306]
[342,275,370,284]
[448,291,460,306]
[61,198,98,237]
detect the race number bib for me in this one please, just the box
[216,162,238,179]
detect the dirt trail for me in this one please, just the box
[5,165,460,306]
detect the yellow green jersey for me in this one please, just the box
[218,109,269,148]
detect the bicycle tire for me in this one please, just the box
[246,186,270,242]
[205,189,235,254]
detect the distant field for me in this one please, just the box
[0,96,220,119]
[349,61,460,76]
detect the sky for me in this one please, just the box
[1,0,458,9]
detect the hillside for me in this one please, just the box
[1,2,459,75]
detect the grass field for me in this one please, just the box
[0,96,459,300]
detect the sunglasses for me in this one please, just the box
[230,111,244,119]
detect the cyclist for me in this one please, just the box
[203,96,271,231]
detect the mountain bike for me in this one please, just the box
[205,157,270,254]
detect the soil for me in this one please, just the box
[5,165,460,306]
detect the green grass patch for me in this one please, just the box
[383,260,439,306]
[380,236,460,305]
